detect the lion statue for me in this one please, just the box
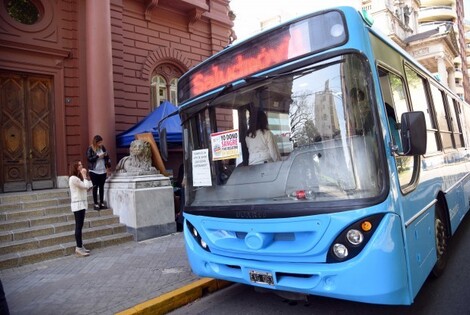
[115,140,158,176]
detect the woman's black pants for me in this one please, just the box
[89,172,107,205]
[74,209,86,248]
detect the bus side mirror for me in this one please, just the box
[160,128,168,161]
[400,111,426,156]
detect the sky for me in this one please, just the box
[230,0,470,42]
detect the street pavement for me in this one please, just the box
[0,232,229,315]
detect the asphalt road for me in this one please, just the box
[170,213,470,315]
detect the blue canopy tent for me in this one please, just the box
[116,101,182,148]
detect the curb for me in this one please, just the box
[116,278,232,315]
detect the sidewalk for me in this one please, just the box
[0,232,230,315]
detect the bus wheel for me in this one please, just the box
[431,206,448,278]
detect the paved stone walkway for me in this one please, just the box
[1,232,199,315]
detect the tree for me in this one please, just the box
[289,91,319,146]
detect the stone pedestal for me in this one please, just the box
[105,174,176,241]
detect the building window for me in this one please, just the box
[6,0,41,25]
[151,75,167,108]
[170,78,178,105]
[150,63,183,109]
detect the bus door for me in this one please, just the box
[378,67,436,298]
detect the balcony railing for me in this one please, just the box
[420,0,455,6]
[419,21,454,32]
[418,6,457,23]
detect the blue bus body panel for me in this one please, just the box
[403,199,437,299]
[461,175,470,223]
[445,176,467,234]
[179,5,470,306]
[184,212,412,305]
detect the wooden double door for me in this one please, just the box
[0,71,55,192]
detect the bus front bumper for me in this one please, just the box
[183,213,413,305]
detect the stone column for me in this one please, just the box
[86,0,116,163]
[436,55,448,88]
[448,68,456,93]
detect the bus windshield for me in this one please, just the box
[183,53,385,211]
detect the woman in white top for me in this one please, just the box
[69,161,93,257]
[245,110,281,165]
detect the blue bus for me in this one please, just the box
[173,6,470,305]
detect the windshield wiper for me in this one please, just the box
[245,59,345,83]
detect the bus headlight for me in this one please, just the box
[327,213,385,263]
[333,243,348,259]
[186,220,211,252]
[346,229,363,245]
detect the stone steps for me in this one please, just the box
[0,207,116,231]
[0,213,121,242]
[0,233,134,269]
[0,189,134,269]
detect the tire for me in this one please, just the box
[431,205,449,278]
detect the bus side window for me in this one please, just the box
[405,67,439,153]
[378,68,406,150]
[447,96,465,148]
[378,68,415,188]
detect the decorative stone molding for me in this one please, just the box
[140,47,192,80]
[0,0,58,43]
[144,0,159,21]
[188,7,206,33]
[153,63,183,83]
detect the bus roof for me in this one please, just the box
[181,5,359,77]
[178,6,358,103]
[178,5,465,105]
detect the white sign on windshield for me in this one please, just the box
[192,149,212,186]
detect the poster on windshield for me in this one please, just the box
[192,149,212,186]
[210,129,240,161]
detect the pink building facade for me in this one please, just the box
[0,0,233,192]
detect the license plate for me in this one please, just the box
[249,270,274,285]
